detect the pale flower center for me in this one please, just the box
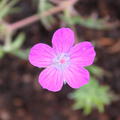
[53,53,70,70]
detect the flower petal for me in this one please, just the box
[52,28,75,53]
[69,42,96,66]
[29,43,55,68]
[64,64,90,88]
[39,66,63,92]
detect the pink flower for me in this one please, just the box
[29,28,96,92]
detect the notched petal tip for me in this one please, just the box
[52,27,75,53]
[38,67,64,92]
[42,86,62,92]
[64,65,90,89]
[28,43,55,68]
[69,41,96,67]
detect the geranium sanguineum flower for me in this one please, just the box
[29,28,96,92]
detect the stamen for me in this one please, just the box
[53,53,70,70]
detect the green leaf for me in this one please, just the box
[0,0,9,10]
[10,48,29,60]
[10,33,25,51]
[61,15,107,30]
[38,0,56,29]
[0,46,5,58]
[69,77,116,115]
[86,65,103,77]
[0,0,19,19]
